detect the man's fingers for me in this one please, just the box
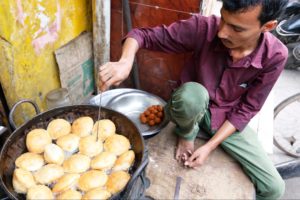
[175,148,180,160]
[181,153,187,162]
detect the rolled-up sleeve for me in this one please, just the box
[227,51,288,131]
[124,15,209,53]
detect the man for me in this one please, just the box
[99,0,288,199]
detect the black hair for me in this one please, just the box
[221,0,288,25]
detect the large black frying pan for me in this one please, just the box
[0,100,148,199]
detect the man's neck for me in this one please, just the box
[230,38,260,63]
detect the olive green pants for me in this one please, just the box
[164,82,285,200]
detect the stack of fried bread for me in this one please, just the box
[13,117,135,200]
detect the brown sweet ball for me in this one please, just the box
[149,107,156,113]
[157,112,163,118]
[148,114,155,120]
[152,109,158,114]
[144,110,150,116]
[148,120,155,126]
[140,115,147,124]
[154,117,161,124]
[157,105,163,112]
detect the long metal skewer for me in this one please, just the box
[96,91,102,141]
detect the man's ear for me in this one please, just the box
[262,20,278,32]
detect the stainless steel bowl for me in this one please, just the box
[89,88,140,106]
[89,89,168,137]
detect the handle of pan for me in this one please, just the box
[8,99,40,130]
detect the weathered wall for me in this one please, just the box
[0,0,92,124]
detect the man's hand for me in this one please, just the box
[98,37,139,91]
[184,120,237,168]
[175,137,194,164]
[98,59,132,91]
[184,144,212,168]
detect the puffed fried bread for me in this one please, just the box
[112,150,135,171]
[57,189,82,200]
[44,143,64,165]
[82,188,111,200]
[47,118,71,140]
[56,134,80,153]
[79,135,103,157]
[12,168,36,193]
[15,152,44,171]
[90,151,117,170]
[92,119,116,141]
[104,134,130,156]
[26,129,51,153]
[34,164,64,185]
[78,170,108,192]
[106,171,130,194]
[71,116,94,137]
[63,154,91,173]
[27,185,54,200]
[52,173,80,194]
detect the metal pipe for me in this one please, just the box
[276,159,300,179]
[92,0,111,93]
[122,0,141,89]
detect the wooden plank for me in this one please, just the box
[145,123,255,199]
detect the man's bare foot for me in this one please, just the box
[175,137,194,163]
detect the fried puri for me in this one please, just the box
[47,119,71,140]
[44,143,64,165]
[26,129,52,153]
[71,116,94,137]
[57,189,82,200]
[104,134,130,156]
[27,185,54,200]
[92,119,116,141]
[90,151,117,171]
[12,168,36,194]
[63,154,91,173]
[106,171,130,194]
[52,173,80,194]
[112,150,135,171]
[56,134,80,153]
[82,188,111,200]
[15,152,44,171]
[79,135,103,157]
[78,170,108,192]
[34,164,64,185]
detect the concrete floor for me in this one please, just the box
[271,69,300,199]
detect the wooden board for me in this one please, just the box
[145,123,255,199]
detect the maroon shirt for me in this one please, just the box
[126,14,288,131]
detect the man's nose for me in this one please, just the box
[218,23,229,39]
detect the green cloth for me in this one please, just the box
[164,82,285,200]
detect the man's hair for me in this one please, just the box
[221,0,288,25]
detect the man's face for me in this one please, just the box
[217,5,265,49]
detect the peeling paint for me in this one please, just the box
[16,0,25,25]
[32,0,61,54]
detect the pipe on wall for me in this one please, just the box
[92,0,111,93]
[123,0,141,89]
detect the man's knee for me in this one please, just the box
[258,176,285,200]
[172,82,209,115]
[268,177,285,199]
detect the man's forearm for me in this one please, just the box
[205,120,236,150]
[119,37,140,64]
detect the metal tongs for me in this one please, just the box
[96,91,103,141]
